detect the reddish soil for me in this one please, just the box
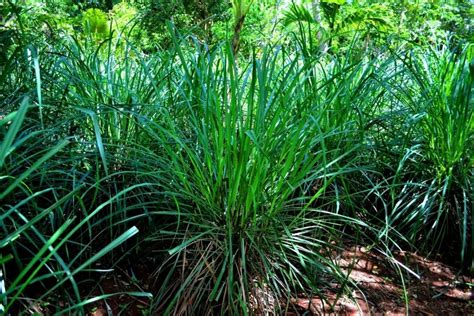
[85,246,473,315]
[290,246,473,315]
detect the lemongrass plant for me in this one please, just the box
[132,34,392,314]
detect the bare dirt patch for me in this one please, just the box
[84,246,473,315]
[291,246,473,315]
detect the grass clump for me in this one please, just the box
[137,41,373,314]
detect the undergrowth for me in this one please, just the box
[0,29,472,314]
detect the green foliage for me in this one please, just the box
[231,0,254,20]
[82,8,109,36]
[385,45,473,264]
[139,38,375,314]
[283,3,314,27]
[0,97,148,313]
[213,0,278,56]
[281,0,471,55]
[0,39,156,313]
[139,0,229,49]
[0,0,473,314]
[321,0,344,31]
[0,3,18,64]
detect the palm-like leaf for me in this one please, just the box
[283,3,315,27]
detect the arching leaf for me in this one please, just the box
[283,3,315,27]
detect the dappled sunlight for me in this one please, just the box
[1,0,472,314]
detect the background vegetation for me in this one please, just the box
[0,0,472,314]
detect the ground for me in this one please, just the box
[290,246,473,315]
[85,246,473,315]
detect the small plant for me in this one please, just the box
[82,8,109,37]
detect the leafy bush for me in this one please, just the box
[82,8,109,37]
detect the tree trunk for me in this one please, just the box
[232,15,246,58]
[311,0,327,53]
